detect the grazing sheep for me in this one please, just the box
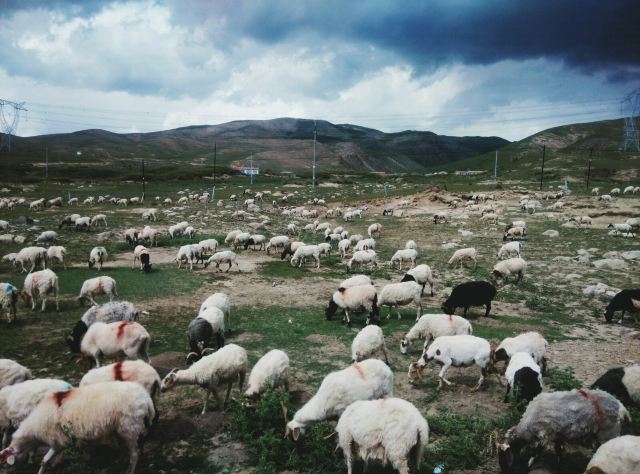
[199,293,231,331]
[590,365,640,407]
[585,435,640,474]
[569,215,592,227]
[141,209,157,221]
[0,382,155,474]
[34,231,58,247]
[132,245,152,272]
[265,235,289,254]
[80,321,150,367]
[45,246,66,270]
[492,331,549,372]
[346,250,378,273]
[610,187,621,196]
[433,212,448,224]
[503,226,527,241]
[198,238,219,255]
[140,226,159,247]
[0,284,18,323]
[389,248,418,270]
[88,246,108,270]
[351,325,389,364]
[243,234,266,251]
[287,223,298,235]
[339,275,372,289]
[336,398,429,474]
[591,187,600,196]
[224,230,243,245]
[447,247,477,268]
[78,276,118,306]
[183,226,196,239]
[400,314,472,355]
[0,361,31,390]
[281,241,305,260]
[160,344,248,414]
[405,240,417,250]
[244,349,290,398]
[1,254,17,270]
[204,251,239,272]
[15,247,47,273]
[491,257,527,284]
[90,214,107,227]
[175,244,201,271]
[503,352,543,402]
[496,389,629,473]
[325,284,379,326]
[607,223,635,237]
[602,289,640,323]
[409,335,491,390]
[338,238,351,258]
[378,281,422,321]
[401,264,435,297]
[317,242,332,256]
[285,359,393,440]
[22,269,59,312]
[349,234,363,246]
[187,307,226,362]
[354,238,376,251]
[497,241,521,260]
[441,281,497,317]
[367,223,382,238]
[290,244,321,268]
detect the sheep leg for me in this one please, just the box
[381,346,390,365]
[238,371,245,391]
[484,303,491,317]
[124,437,140,474]
[30,293,36,311]
[41,296,47,312]
[618,310,625,324]
[471,366,487,392]
[201,390,211,414]
[344,309,351,327]
[37,448,57,474]
[224,382,233,407]
[437,361,453,389]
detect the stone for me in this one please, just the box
[542,229,559,237]
[592,258,628,270]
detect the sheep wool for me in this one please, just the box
[80,360,161,406]
[401,264,435,297]
[400,314,472,354]
[493,331,549,370]
[585,435,640,474]
[378,281,422,321]
[245,349,290,398]
[325,284,379,326]
[351,325,389,364]
[80,321,150,367]
[0,360,32,391]
[504,352,542,402]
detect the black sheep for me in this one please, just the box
[505,366,543,403]
[186,316,223,364]
[66,320,88,353]
[441,281,496,317]
[140,252,152,273]
[591,365,640,407]
[603,289,640,323]
[280,242,294,260]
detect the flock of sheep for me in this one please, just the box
[0,182,639,474]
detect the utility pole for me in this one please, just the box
[539,145,546,190]
[45,147,48,180]
[212,143,217,201]
[494,150,498,181]
[250,154,254,186]
[141,159,146,202]
[312,120,317,192]
[586,147,593,189]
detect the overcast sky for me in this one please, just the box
[1,0,638,140]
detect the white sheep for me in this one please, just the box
[339,275,372,289]
[0,360,31,390]
[389,248,417,270]
[160,343,248,414]
[232,232,251,249]
[405,240,417,250]
[140,226,159,247]
[88,246,108,270]
[175,244,200,271]
[184,226,196,238]
[46,246,66,270]
[290,244,320,268]
[285,359,393,440]
[591,187,600,196]
[168,224,184,239]
[325,284,379,326]
[367,223,382,238]
[492,257,527,283]
[497,241,521,260]
[224,229,243,245]
[610,187,621,196]
[338,239,351,258]
[378,281,422,321]
[608,223,635,237]
[287,223,298,235]
[354,238,376,251]
[15,247,47,273]
[503,352,543,402]
[349,234,363,246]
[204,251,239,272]
[80,321,150,367]
[400,314,472,354]
[74,216,91,230]
[346,250,378,273]
[492,331,549,372]
[78,276,118,306]
[141,209,157,221]
[569,215,592,227]
[409,335,491,390]
[23,269,59,311]
[34,231,58,246]
[447,247,477,268]
[503,226,527,241]
[198,239,219,254]
[265,235,289,254]
[585,435,640,474]
[0,381,154,474]
[336,398,429,474]
[199,292,231,330]
[90,214,107,227]
[317,242,332,256]
[401,264,435,297]
[244,349,290,398]
[351,325,389,364]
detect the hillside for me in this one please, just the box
[0,118,508,179]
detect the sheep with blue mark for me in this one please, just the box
[0,284,18,323]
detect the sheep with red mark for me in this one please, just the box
[80,321,150,367]
[45,246,66,270]
[78,276,118,306]
[22,269,59,312]
[400,314,472,355]
[325,284,379,326]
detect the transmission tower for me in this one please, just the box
[621,89,640,152]
[0,99,27,152]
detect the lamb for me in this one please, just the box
[132,245,152,272]
[496,389,629,473]
[34,231,58,246]
[491,257,527,284]
[367,223,381,238]
[354,238,376,251]
[0,381,155,474]
[602,289,640,323]
[244,349,290,398]
[503,352,542,402]
[141,209,157,221]
[47,197,62,207]
[441,281,497,317]
[497,241,521,260]
[409,335,491,390]
[405,240,417,250]
[88,246,108,270]
[590,365,640,407]
[284,359,393,440]
[400,314,472,354]
[15,246,47,273]
[22,269,59,312]
[204,251,239,272]
[90,214,107,227]
[0,360,31,390]
[503,226,527,241]
[243,234,266,251]
[585,435,640,474]
[78,276,118,306]
[140,226,159,247]
[80,321,150,367]
[338,238,351,258]
[389,248,418,270]
[400,264,435,297]
[336,397,429,474]
[199,292,232,330]
[607,223,635,237]
[290,244,321,268]
[325,284,379,326]
[160,344,248,414]
[74,216,91,230]
[447,247,477,268]
[198,238,219,254]
[492,331,549,373]
[45,246,66,270]
[351,325,389,364]
[346,250,378,273]
[175,244,201,271]
[265,235,289,254]
[378,281,422,321]
[0,284,18,323]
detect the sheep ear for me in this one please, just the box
[292,427,301,441]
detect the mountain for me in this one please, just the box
[2,118,508,176]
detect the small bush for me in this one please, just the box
[546,367,582,391]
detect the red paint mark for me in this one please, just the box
[448,314,453,321]
[113,361,126,381]
[578,389,604,423]
[52,390,74,407]
[116,321,131,339]
[352,363,366,380]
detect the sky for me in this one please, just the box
[0,0,638,141]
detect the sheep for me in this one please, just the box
[591,187,600,196]
[338,238,351,258]
[29,199,44,211]
[378,281,422,321]
[349,234,363,246]
[34,231,58,247]
[405,240,417,250]
[339,275,372,289]
[626,217,640,230]
[290,244,321,268]
[346,250,378,273]
[244,349,290,398]
[67,301,141,353]
[496,389,629,473]
[497,241,521,260]
[503,226,527,241]
[187,307,226,362]
[325,284,379,326]
[447,247,477,268]
[74,216,91,231]
[78,276,118,306]
[141,209,157,221]
[590,365,640,407]
[88,246,108,270]
[0,378,72,447]
[80,321,150,367]
[598,194,612,202]
[317,242,332,256]
[15,247,47,273]
[569,215,592,227]
[0,381,154,474]
[491,257,527,284]
[284,359,393,440]
[354,238,376,251]
[585,435,640,474]
[184,226,196,239]
[389,248,417,270]
[441,281,497,317]
[198,238,219,255]
[602,289,640,323]
[243,234,266,251]
[47,197,62,207]
[351,325,389,364]
[1,254,17,270]
[315,222,331,232]
[607,223,635,237]
[0,284,18,323]
[492,331,549,373]
[400,314,472,355]
[367,223,382,238]
[400,264,435,297]
[204,251,239,272]
[90,214,107,227]
[175,244,200,271]
[22,269,58,312]
[0,361,31,390]
[325,232,342,243]
[232,232,251,249]
[132,245,152,273]
[161,343,247,414]
[281,241,305,260]
[503,352,542,402]
[224,229,243,245]
[46,246,66,270]
[409,335,491,390]
[433,212,448,224]
[139,226,159,247]
[199,292,231,330]
[265,235,289,254]
[610,187,621,196]
[287,223,298,235]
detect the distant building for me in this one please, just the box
[454,170,485,176]
[237,166,259,176]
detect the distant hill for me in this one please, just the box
[1,118,508,176]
